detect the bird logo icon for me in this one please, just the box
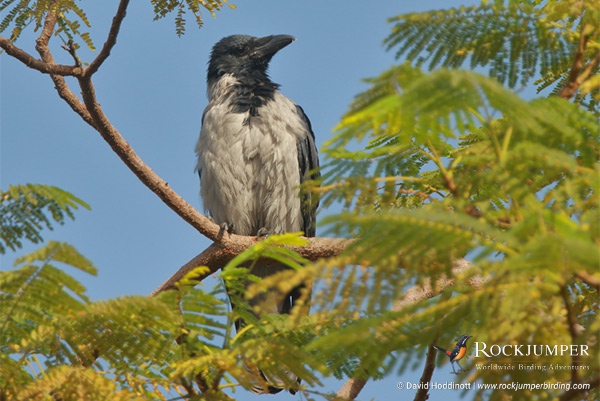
[433,334,472,374]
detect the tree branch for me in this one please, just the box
[76,74,221,240]
[34,3,59,63]
[0,37,82,76]
[85,0,130,76]
[559,285,582,386]
[559,23,600,100]
[151,235,352,296]
[575,271,600,291]
[414,344,438,401]
[335,259,484,400]
[335,375,368,400]
[15,0,214,237]
[27,4,97,127]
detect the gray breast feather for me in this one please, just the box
[196,91,313,236]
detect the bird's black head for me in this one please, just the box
[457,335,472,347]
[207,34,296,83]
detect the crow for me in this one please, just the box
[195,34,319,394]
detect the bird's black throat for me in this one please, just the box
[228,75,280,117]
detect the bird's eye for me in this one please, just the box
[233,46,247,56]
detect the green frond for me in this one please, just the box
[1,242,95,340]
[0,184,89,254]
[17,365,144,401]
[314,8,599,393]
[325,66,599,213]
[0,242,104,399]
[0,0,95,49]
[150,0,234,36]
[385,1,582,90]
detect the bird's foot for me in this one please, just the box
[219,222,235,235]
[256,227,270,237]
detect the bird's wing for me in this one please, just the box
[196,106,211,181]
[295,104,320,238]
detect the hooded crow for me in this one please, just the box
[195,34,319,394]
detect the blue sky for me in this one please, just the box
[1,1,493,400]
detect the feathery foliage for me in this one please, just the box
[314,1,599,399]
[2,0,599,400]
[385,0,600,112]
[0,0,235,48]
[0,184,89,254]
[1,231,327,399]
[0,0,94,49]
[151,0,235,36]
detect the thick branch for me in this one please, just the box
[18,0,210,235]
[335,376,368,400]
[0,0,227,244]
[151,235,352,296]
[85,0,130,76]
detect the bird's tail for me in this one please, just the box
[246,363,299,395]
[230,260,311,395]
[433,345,447,354]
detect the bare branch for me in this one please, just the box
[23,4,97,127]
[75,74,221,240]
[0,37,82,76]
[414,344,437,401]
[34,2,58,63]
[85,0,130,76]
[559,285,581,386]
[335,375,368,400]
[6,0,216,238]
[335,260,483,400]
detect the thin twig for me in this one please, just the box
[559,285,581,386]
[335,260,483,400]
[61,39,83,68]
[85,0,130,76]
[559,23,600,100]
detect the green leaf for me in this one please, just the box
[0,184,89,254]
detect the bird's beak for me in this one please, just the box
[253,35,296,60]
